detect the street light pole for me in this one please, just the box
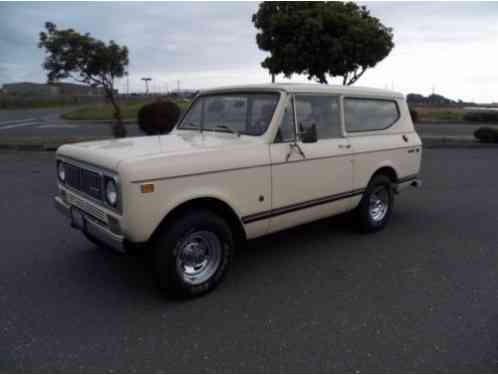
[141,77,152,95]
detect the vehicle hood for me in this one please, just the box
[57,136,162,171]
[57,131,264,171]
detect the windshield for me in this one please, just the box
[178,92,280,136]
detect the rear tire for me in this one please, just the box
[355,175,394,233]
[152,209,234,298]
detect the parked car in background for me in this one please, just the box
[54,83,422,298]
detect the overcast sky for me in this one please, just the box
[0,1,497,102]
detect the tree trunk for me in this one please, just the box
[107,91,127,138]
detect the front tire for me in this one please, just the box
[355,175,394,233]
[152,209,234,298]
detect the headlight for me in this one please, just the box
[105,178,119,207]
[57,162,66,182]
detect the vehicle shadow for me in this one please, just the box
[56,212,358,303]
[240,212,357,259]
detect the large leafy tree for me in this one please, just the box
[252,2,394,85]
[39,22,129,137]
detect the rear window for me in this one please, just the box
[344,98,399,132]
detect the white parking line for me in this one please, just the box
[0,118,36,126]
[0,121,42,130]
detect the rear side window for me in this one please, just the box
[344,98,399,132]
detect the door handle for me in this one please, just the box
[338,144,351,149]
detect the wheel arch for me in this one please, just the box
[369,164,399,185]
[151,196,247,246]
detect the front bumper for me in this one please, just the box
[54,195,125,253]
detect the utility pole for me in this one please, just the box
[126,75,130,96]
[141,77,152,95]
[177,80,180,93]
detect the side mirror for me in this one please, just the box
[301,124,317,143]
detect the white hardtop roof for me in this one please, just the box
[201,83,404,99]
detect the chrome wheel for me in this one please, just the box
[175,231,222,285]
[368,186,389,223]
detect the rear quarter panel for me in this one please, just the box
[348,98,422,196]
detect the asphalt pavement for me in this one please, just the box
[1,148,498,372]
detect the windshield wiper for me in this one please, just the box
[214,124,240,137]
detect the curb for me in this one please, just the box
[422,137,498,149]
[0,143,60,151]
[0,137,104,152]
[416,122,498,127]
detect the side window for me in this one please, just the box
[344,98,399,132]
[295,95,341,139]
[275,104,295,142]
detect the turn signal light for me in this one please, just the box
[141,184,155,193]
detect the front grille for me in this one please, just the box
[66,192,108,223]
[65,163,103,200]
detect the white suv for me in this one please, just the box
[54,83,422,298]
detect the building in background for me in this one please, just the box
[1,82,106,97]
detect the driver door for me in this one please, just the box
[268,94,354,234]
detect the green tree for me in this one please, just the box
[39,22,129,137]
[252,2,394,85]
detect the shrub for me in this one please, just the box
[463,110,498,123]
[137,100,181,135]
[409,107,418,123]
[474,127,498,143]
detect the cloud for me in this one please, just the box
[0,2,497,102]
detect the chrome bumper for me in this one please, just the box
[54,195,125,253]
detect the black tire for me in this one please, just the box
[152,209,234,298]
[355,175,394,233]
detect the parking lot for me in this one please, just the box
[1,147,498,372]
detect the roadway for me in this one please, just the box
[1,148,498,371]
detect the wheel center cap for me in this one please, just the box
[182,242,207,265]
